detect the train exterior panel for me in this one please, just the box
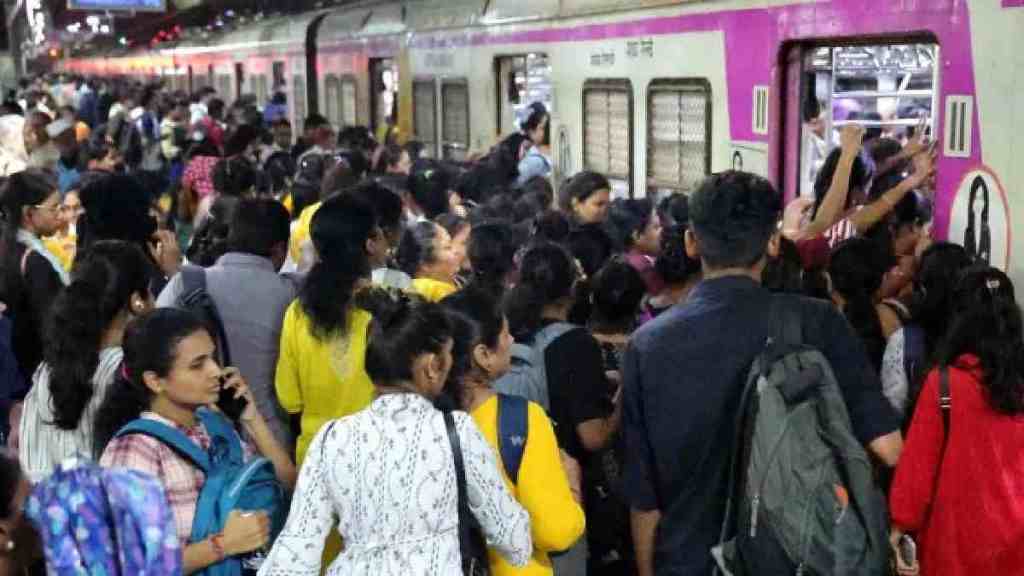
[60,0,1023,288]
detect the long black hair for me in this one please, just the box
[911,243,973,358]
[46,241,150,431]
[811,147,872,219]
[357,289,453,388]
[828,238,889,369]
[0,169,58,304]
[606,198,654,251]
[186,195,240,267]
[505,242,576,341]
[92,309,207,456]
[440,287,506,407]
[558,171,610,214]
[938,267,1024,415]
[299,193,377,340]
[590,258,646,333]
[76,174,157,265]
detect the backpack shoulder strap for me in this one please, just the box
[116,418,211,473]
[497,394,529,485]
[196,408,243,463]
[179,266,232,366]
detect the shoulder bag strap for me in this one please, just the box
[939,367,952,451]
[19,247,33,277]
[497,394,529,486]
[180,265,233,366]
[443,411,474,564]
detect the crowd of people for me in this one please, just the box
[0,72,1018,576]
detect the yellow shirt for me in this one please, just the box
[289,201,321,263]
[470,395,586,576]
[275,301,374,466]
[43,234,75,272]
[409,277,457,302]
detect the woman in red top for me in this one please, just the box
[889,267,1024,576]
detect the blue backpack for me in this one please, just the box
[115,408,284,576]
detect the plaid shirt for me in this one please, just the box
[99,411,254,542]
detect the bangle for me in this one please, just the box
[210,533,226,561]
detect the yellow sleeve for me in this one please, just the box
[275,304,304,415]
[516,402,586,553]
[289,203,319,262]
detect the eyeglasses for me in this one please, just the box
[33,202,61,215]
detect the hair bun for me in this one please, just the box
[355,286,419,329]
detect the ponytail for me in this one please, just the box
[505,242,576,341]
[46,241,150,431]
[828,238,888,368]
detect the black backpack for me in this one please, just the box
[712,297,890,576]
[176,266,232,366]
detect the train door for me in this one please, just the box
[272,62,286,92]
[369,58,398,137]
[494,53,552,136]
[413,78,439,158]
[235,63,245,98]
[784,41,939,200]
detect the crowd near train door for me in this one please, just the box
[494,54,553,136]
[370,58,399,141]
[790,41,939,199]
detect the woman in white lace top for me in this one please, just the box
[258,292,531,575]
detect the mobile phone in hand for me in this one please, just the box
[898,534,917,568]
[216,374,248,421]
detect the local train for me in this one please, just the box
[61,0,1023,288]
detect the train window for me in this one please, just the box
[798,43,938,197]
[217,75,233,102]
[583,79,633,198]
[442,80,470,161]
[255,75,269,106]
[273,62,285,91]
[647,79,711,196]
[495,53,552,135]
[293,75,307,126]
[325,75,342,128]
[413,79,438,158]
[341,78,357,127]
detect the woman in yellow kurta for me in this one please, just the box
[440,287,585,576]
[275,193,391,465]
[396,220,460,302]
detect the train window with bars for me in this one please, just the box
[414,79,438,158]
[324,75,342,127]
[583,79,633,198]
[341,77,357,126]
[442,80,470,161]
[293,75,307,126]
[647,79,711,195]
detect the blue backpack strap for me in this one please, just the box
[115,418,211,473]
[497,394,529,485]
[196,408,244,464]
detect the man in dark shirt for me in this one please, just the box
[622,171,903,576]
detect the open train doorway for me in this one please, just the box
[494,53,552,136]
[369,58,399,141]
[790,41,939,199]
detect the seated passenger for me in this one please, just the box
[441,287,585,575]
[623,171,902,576]
[397,221,460,302]
[20,241,153,482]
[259,291,533,575]
[94,308,296,573]
[890,267,1024,576]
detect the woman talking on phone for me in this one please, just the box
[94,308,296,574]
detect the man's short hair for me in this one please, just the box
[227,198,291,258]
[688,171,781,270]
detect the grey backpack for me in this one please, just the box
[712,298,889,576]
[492,322,575,412]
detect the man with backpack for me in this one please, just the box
[622,171,903,576]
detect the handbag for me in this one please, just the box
[443,410,491,576]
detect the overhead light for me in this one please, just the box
[99,24,110,34]
[118,36,127,45]
[86,15,100,26]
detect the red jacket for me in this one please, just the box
[889,355,1024,575]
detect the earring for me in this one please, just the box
[5,540,14,552]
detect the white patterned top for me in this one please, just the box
[19,347,123,482]
[881,328,909,418]
[258,393,532,576]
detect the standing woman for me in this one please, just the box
[889,267,1024,576]
[19,241,153,482]
[94,308,296,574]
[606,198,664,295]
[442,287,585,576]
[516,102,551,186]
[275,193,391,466]
[0,170,67,381]
[558,171,611,227]
[260,291,532,575]
[396,221,461,302]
